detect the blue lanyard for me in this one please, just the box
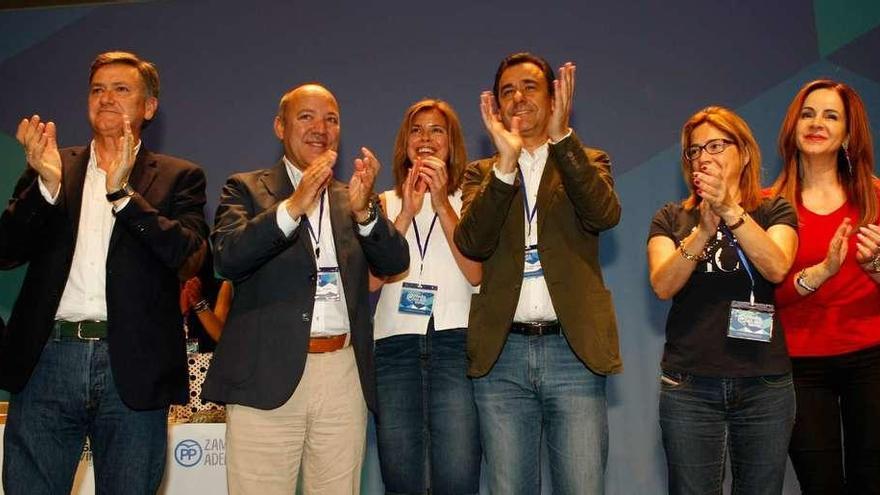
[303,191,325,259]
[412,213,439,276]
[720,223,756,304]
[517,169,538,238]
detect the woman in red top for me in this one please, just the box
[771,79,880,494]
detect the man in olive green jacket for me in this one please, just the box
[454,52,622,495]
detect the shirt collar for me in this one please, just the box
[282,155,304,188]
[88,139,143,172]
[519,142,549,167]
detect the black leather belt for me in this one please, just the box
[509,321,561,336]
[54,321,107,340]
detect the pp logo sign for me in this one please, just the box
[175,439,203,467]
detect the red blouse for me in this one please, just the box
[776,195,880,357]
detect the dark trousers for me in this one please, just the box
[789,344,880,495]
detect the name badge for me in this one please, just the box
[315,266,341,301]
[398,282,438,315]
[727,301,774,342]
[524,245,543,278]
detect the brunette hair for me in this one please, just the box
[391,99,467,196]
[90,51,159,98]
[771,79,878,225]
[492,52,555,105]
[679,106,763,212]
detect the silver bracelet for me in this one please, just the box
[795,269,817,293]
[869,254,880,274]
[192,299,210,313]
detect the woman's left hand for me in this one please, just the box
[180,277,203,314]
[416,156,451,211]
[693,162,738,220]
[855,223,880,273]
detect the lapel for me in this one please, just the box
[127,147,158,197]
[535,149,559,234]
[508,161,526,263]
[63,147,90,228]
[258,160,295,201]
[328,179,361,312]
[108,147,158,252]
[328,179,352,270]
[260,160,318,267]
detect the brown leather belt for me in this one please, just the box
[308,334,348,353]
[509,321,561,336]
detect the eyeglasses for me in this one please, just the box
[684,139,736,161]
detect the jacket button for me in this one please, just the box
[301,313,311,322]
[309,274,316,282]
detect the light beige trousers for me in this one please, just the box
[225,346,367,495]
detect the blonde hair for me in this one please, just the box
[679,106,763,212]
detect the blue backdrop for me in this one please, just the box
[2,1,880,493]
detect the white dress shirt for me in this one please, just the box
[274,156,376,336]
[493,141,559,323]
[39,140,139,322]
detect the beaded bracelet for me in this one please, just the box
[678,243,707,262]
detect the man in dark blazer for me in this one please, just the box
[0,51,207,494]
[203,83,408,495]
[454,53,622,494]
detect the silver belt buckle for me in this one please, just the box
[76,321,100,341]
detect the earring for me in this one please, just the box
[843,140,853,176]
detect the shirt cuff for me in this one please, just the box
[276,199,301,236]
[549,128,573,145]
[492,164,517,185]
[38,177,60,205]
[356,218,378,236]
[112,197,131,212]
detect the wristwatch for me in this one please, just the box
[106,182,134,202]
[355,200,378,226]
[870,254,880,273]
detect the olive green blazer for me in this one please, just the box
[454,133,623,377]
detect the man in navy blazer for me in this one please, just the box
[203,83,408,494]
[0,51,207,494]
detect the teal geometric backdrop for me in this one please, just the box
[2,1,879,493]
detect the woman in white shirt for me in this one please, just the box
[371,99,482,495]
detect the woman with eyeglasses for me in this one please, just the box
[769,80,880,494]
[369,99,482,495]
[647,106,799,494]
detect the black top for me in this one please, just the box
[648,197,797,377]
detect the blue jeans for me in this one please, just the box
[659,371,795,495]
[2,338,168,495]
[375,326,481,495]
[473,332,608,495]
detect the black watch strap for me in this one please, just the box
[106,183,134,202]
